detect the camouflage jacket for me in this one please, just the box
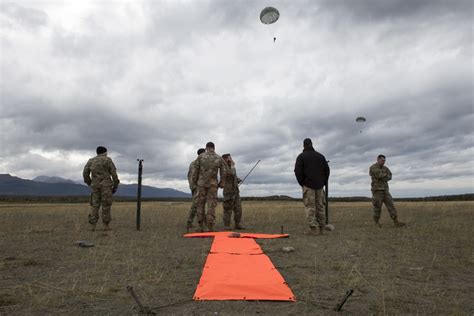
[83,153,120,188]
[187,159,198,190]
[192,150,226,188]
[223,163,240,195]
[369,163,392,191]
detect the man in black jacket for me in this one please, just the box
[294,138,330,235]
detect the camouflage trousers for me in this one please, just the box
[372,190,397,220]
[223,191,242,226]
[302,186,326,228]
[196,185,218,227]
[187,188,198,224]
[89,184,113,225]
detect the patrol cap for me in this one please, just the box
[206,142,215,149]
[197,148,205,155]
[303,138,312,146]
[96,146,107,154]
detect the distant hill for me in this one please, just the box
[0,174,190,198]
[33,175,79,184]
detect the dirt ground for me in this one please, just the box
[0,201,473,315]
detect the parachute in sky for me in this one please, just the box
[356,116,366,133]
[260,7,280,24]
[260,7,279,43]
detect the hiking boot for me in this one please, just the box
[234,223,245,230]
[304,227,320,236]
[394,218,406,227]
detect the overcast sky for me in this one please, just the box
[1,0,472,197]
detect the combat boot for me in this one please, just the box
[207,223,215,232]
[374,218,382,227]
[304,226,320,236]
[393,218,406,227]
[197,223,204,233]
[223,221,231,231]
[234,223,245,230]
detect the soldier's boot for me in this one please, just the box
[197,223,205,233]
[304,226,320,236]
[207,223,215,232]
[103,223,111,231]
[393,218,406,227]
[89,223,97,231]
[234,223,245,230]
[374,218,382,227]
[223,221,231,231]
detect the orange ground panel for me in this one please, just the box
[184,232,296,302]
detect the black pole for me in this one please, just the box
[238,159,261,186]
[325,182,329,225]
[136,159,143,231]
[325,160,330,225]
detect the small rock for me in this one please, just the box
[409,267,424,271]
[75,240,94,247]
[325,224,335,231]
[281,246,295,253]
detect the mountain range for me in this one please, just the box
[0,174,190,198]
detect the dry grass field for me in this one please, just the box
[0,200,473,315]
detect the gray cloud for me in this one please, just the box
[0,0,472,197]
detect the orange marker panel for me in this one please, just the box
[185,232,296,302]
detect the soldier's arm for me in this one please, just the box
[218,158,227,188]
[187,162,194,189]
[323,157,330,185]
[385,167,392,181]
[83,160,92,186]
[109,159,120,188]
[191,157,200,188]
[294,155,304,186]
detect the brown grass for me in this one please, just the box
[0,201,473,315]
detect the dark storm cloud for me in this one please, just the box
[0,0,472,196]
[317,0,473,22]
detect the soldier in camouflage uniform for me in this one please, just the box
[369,155,405,227]
[222,154,244,230]
[83,146,120,231]
[191,142,226,232]
[186,148,206,229]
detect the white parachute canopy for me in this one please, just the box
[260,7,280,25]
